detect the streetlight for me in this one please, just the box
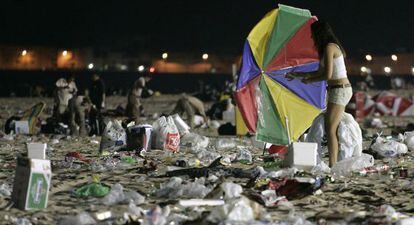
[365,54,372,61]
[202,53,209,60]
[162,52,168,59]
[411,67,414,75]
[391,54,398,61]
[384,66,391,74]
[138,65,145,72]
[360,66,367,73]
[21,50,27,56]
[88,63,94,69]
[62,50,68,56]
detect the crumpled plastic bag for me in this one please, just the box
[236,147,253,164]
[155,177,212,199]
[207,197,260,223]
[180,132,209,152]
[142,205,170,225]
[331,153,374,177]
[404,131,414,151]
[0,183,12,197]
[58,212,96,225]
[371,137,408,158]
[99,120,126,153]
[73,183,110,198]
[215,138,236,150]
[221,182,243,199]
[152,116,180,152]
[196,149,221,166]
[102,183,145,205]
[305,112,362,161]
[337,113,363,160]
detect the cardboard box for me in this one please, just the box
[12,157,52,210]
[15,121,30,134]
[27,143,47,160]
[284,142,317,170]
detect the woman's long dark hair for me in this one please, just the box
[311,21,346,58]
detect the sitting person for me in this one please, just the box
[171,95,208,128]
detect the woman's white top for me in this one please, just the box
[321,44,347,80]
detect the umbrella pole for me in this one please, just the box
[285,116,292,145]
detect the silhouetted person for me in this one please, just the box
[126,77,145,124]
[88,74,105,135]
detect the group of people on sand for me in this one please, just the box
[53,73,212,137]
[53,74,106,136]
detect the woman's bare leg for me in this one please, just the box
[326,103,345,167]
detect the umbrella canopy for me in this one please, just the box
[235,4,327,145]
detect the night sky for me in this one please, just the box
[0,0,413,56]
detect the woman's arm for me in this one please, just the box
[303,44,335,84]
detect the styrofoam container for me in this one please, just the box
[284,142,318,170]
[15,121,30,134]
[27,143,47,159]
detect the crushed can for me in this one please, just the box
[126,124,153,152]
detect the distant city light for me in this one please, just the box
[21,50,27,56]
[62,50,68,56]
[360,66,367,73]
[365,54,372,61]
[149,67,155,73]
[202,53,209,60]
[162,52,168,59]
[120,65,128,71]
[384,66,391,74]
[391,54,398,61]
[88,63,94,69]
[138,65,145,72]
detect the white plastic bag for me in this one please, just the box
[99,120,126,152]
[331,153,374,177]
[404,131,414,151]
[305,113,325,159]
[305,112,362,161]
[338,113,363,160]
[371,137,408,157]
[152,116,180,152]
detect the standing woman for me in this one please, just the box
[290,21,352,166]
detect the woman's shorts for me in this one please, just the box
[327,87,352,106]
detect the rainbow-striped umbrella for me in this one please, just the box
[235,4,326,145]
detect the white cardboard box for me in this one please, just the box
[284,142,318,170]
[15,121,30,134]
[27,143,47,160]
[12,157,52,210]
